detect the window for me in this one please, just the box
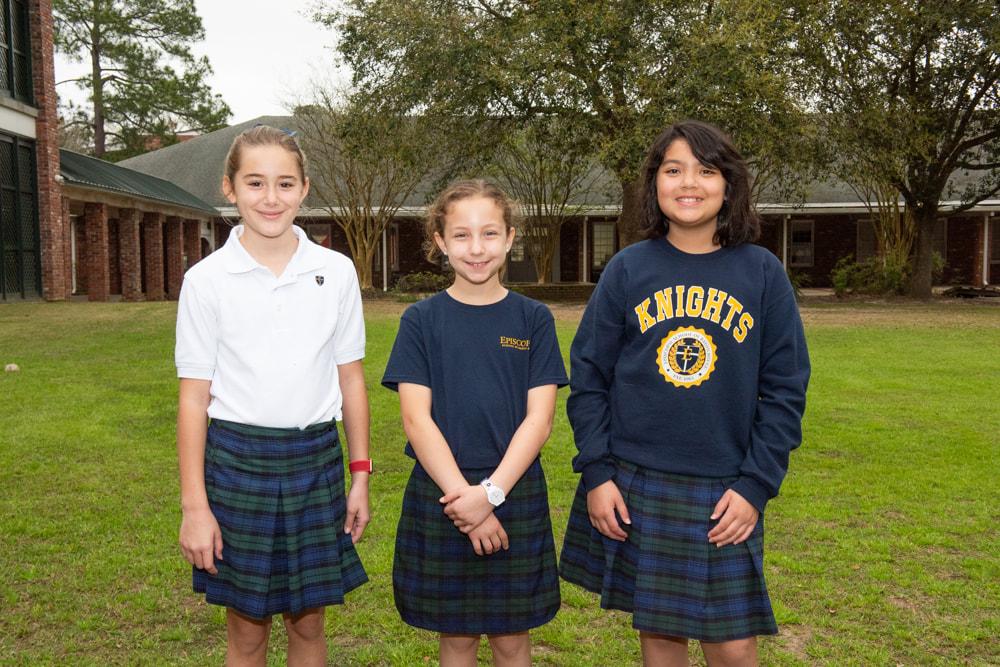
[0,131,39,298]
[788,220,814,267]
[591,221,615,270]
[0,0,32,104]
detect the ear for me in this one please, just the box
[222,176,236,204]
[433,231,448,257]
[505,226,516,253]
[300,176,310,203]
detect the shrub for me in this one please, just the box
[394,271,451,293]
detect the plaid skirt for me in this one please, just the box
[393,459,560,634]
[559,460,778,642]
[193,419,368,619]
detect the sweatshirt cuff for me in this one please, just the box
[581,460,616,491]
[729,476,771,514]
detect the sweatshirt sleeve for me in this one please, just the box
[730,270,810,513]
[566,257,627,490]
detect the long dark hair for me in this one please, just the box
[638,120,759,246]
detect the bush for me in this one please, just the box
[831,252,946,297]
[394,271,451,293]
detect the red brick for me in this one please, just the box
[83,202,109,301]
[142,212,165,301]
[164,216,184,299]
[118,209,142,301]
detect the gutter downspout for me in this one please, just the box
[781,215,790,268]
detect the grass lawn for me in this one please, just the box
[0,297,997,665]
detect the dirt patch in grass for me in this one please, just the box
[777,624,813,661]
[799,298,1000,328]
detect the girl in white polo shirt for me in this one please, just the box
[175,125,371,664]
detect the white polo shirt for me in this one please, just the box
[175,224,366,429]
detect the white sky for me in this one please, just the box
[54,0,350,125]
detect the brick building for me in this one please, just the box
[122,115,1000,290]
[2,0,216,302]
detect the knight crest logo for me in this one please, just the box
[315,275,325,286]
[656,326,717,388]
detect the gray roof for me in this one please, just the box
[119,116,999,215]
[60,149,217,215]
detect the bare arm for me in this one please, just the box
[442,384,558,531]
[338,360,371,544]
[397,382,467,495]
[177,378,223,573]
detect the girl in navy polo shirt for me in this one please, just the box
[382,179,567,666]
[560,121,810,665]
[175,125,371,664]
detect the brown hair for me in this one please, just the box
[423,179,516,262]
[223,124,308,185]
[638,120,760,246]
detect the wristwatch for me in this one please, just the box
[480,478,506,507]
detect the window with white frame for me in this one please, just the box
[788,220,814,267]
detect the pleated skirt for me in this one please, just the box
[559,459,777,642]
[393,459,560,635]
[193,419,368,619]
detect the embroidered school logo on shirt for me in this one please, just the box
[315,275,325,286]
[499,336,531,351]
[656,326,717,388]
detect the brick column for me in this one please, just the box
[164,216,184,299]
[62,198,73,297]
[118,209,142,301]
[142,212,165,301]
[183,219,203,269]
[83,202,109,301]
[30,0,68,300]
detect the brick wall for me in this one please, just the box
[118,209,142,300]
[107,217,121,296]
[943,216,979,285]
[559,219,582,283]
[83,202,109,301]
[183,219,202,270]
[164,216,184,299]
[142,212,165,301]
[29,0,68,300]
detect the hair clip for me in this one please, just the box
[280,128,298,137]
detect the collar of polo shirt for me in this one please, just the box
[223,224,327,277]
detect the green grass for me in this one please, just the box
[0,299,997,665]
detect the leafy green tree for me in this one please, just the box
[54,0,230,159]
[801,0,1000,297]
[320,0,819,247]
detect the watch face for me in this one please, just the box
[487,487,504,505]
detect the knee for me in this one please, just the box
[284,609,326,644]
[702,637,757,667]
[227,612,271,657]
[488,632,530,662]
[440,633,481,653]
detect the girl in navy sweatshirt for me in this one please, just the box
[560,120,810,665]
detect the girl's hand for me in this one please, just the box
[179,507,223,575]
[440,484,493,533]
[467,513,509,556]
[586,480,631,542]
[708,489,759,547]
[344,479,371,544]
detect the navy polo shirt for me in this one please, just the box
[382,290,568,468]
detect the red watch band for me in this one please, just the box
[349,459,373,474]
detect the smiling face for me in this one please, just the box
[656,138,727,242]
[434,195,514,292]
[223,144,309,247]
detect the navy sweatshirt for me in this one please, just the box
[567,238,810,512]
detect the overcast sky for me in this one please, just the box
[55,0,350,125]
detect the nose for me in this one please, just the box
[680,169,696,188]
[470,235,484,253]
[264,184,280,204]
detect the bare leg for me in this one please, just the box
[487,631,531,667]
[226,609,272,667]
[282,608,326,667]
[701,637,758,667]
[440,633,480,667]
[639,631,689,667]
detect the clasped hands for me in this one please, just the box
[440,484,509,556]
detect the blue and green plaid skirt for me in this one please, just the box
[559,459,777,642]
[193,419,368,619]
[393,459,560,635]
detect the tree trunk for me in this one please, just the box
[354,243,374,290]
[907,206,936,299]
[618,178,643,247]
[90,20,105,157]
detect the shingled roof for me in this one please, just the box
[60,149,217,216]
